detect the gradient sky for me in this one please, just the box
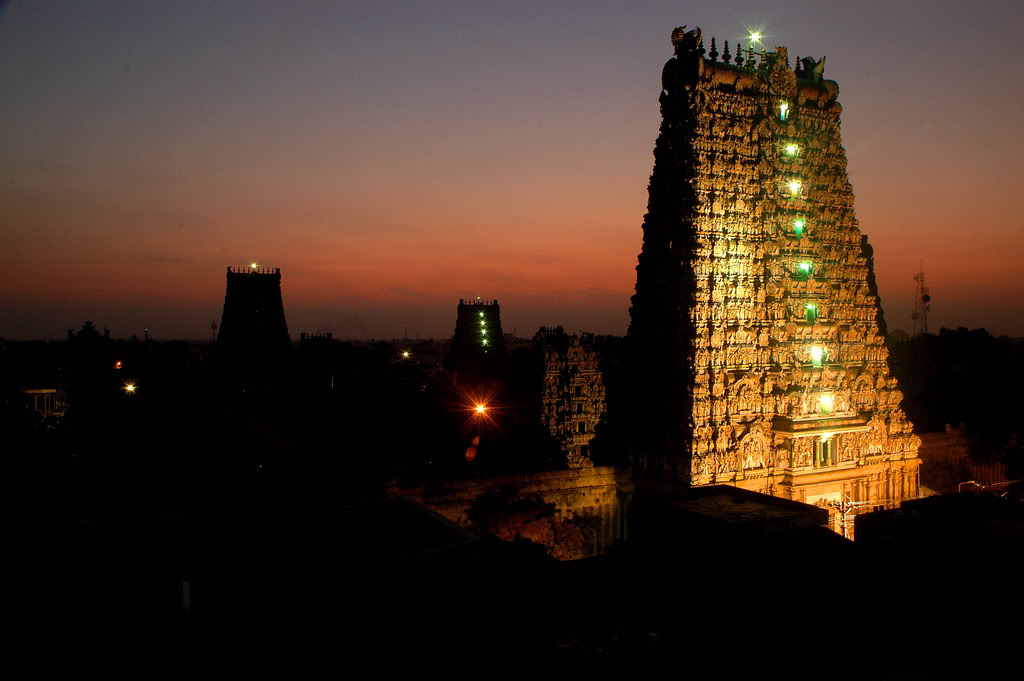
[2,0,1022,340]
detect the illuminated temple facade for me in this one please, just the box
[628,27,921,535]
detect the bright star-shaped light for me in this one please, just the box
[250,262,258,269]
[786,144,798,156]
[475,404,487,414]
[788,180,801,195]
[125,383,136,393]
[401,350,410,358]
[749,31,762,43]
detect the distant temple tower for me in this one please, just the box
[627,26,920,534]
[538,327,606,468]
[218,266,290,351]
[449,298,504,384]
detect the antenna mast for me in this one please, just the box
[911,265,931,336]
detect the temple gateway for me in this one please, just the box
[626,27,921,536]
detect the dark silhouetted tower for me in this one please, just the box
[449,298,504,384]
[217,266,290,352]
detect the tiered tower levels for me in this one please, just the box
[538,328,607,469]
[630,27,920,529]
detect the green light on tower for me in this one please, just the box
[805,303,817,323]
[810,346,824,367]
[779,101,789,121]
[788,180,801,197]
[785,144,799,157]
[798,261,812,276]
[793,218,805,237]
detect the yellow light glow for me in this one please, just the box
[401,351,410,358]
[479,312,484,318]
[819,394,834,413]
[749,32,762,42]
[810,346,823,363]
[125,383,136,393]
[786,144,798,156]
[820,432,833,441]
[250,262,257,269]
[788,180,801,195]
[475,404,487,414]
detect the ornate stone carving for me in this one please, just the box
[765,47,797,97]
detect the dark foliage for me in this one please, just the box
[888,327,1024,461]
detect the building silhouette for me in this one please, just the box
[448,298,504,385]
[217,266,290,352]
[626,27,921,534]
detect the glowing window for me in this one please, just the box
[810,346,824,367]
[797,261,813,277]
[819,394,834,415]
[779,101,790,121]
[805,303,817,323]
[785,144,799,157]
[814,436,833,466]
[788,180,801,197]
[793,218,805,237]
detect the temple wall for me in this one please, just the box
[389,466,632,558]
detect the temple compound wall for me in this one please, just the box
[629,27,921,536]
[390,466,631,559]
[537,327,606,468]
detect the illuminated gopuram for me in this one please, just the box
[449,298,505,385]
[629,26,920,534]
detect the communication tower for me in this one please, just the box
[912,267,931,336]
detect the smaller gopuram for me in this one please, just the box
[217,265,290,352]
[449,298,505,385]
[537,327,606,468]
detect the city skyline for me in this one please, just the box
[3,0,1023,340]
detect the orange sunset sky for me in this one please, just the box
[2,0,1022,339]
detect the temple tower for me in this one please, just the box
[217,266,290,352]
[449,298,504,384]
[538,327,606,468]
[628,27,920,533]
